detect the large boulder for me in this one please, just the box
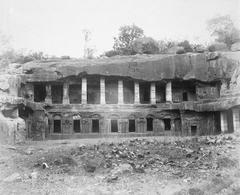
[0,63,26,144]
[0,112,26,144]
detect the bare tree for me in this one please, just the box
[82,29,95,59]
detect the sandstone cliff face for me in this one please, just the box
[0,52,239,143]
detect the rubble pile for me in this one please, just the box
[27,135,237,181]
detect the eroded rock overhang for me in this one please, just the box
[22,52,238,82]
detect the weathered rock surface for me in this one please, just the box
[0,64,26,144]
[0,52,240,143]
[22,52,238,82]
[231,42,240,51]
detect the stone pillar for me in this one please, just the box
[150,82,156,104]
[220,80,228,97]
[232,108,240,134]
[100,77,106,104]
[166,81,172,102]
[134,81,140,104]
[118,80,123,104]
[220,111,228,133]
[8,75,21,96]
[63,83,69,104]
[45,84,52,104]
[81,78,87,104]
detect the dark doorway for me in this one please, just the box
[52,85,63,104]
[53,120,61,133]
[69,84,82,104]
[111,120,118,132]
[227,109,234,133]
[34,84,46,102]
[163,119,171,131]
[129,119,136,132]
[139,82,150,104]
[123,80,134,104]
[73,120,81,133]
[174,118,182,132]
[183,92,188,101]
[191,125,197,136]
[92,119,100,133]
[214,112,221,134]
[87,77,100,104]
[156,83,166,103]
[105,78,118,104]
[147,118,153,131]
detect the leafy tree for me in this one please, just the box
[207,42,228,52]
[113,24,144,55]
[207,15,240,49]
[132,37,159,54]
[178,40,193,52]
[104,50,120,57]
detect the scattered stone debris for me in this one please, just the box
[30,171,38,180]
[26,135,235,181]
[3,173,21,182]
[25,147,34,155]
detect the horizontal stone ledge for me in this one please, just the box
[25,99,240,112]
[47,132,185,140]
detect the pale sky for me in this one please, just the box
[0,0,239,57]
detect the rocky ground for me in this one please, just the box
[0,135,240,195]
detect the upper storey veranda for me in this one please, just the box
[14,52,240,111]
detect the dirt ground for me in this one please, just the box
[0,135,240,195]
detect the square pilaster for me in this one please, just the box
[118,80,123,104]
[220,111,228,133]
[150,82,156,104]
[134,81,140,104]
[63,83,69,104]
[100,77,106,104]
[233,108,240,133]
[45,84,52,104]
[166,81,172,102]
[81,78,87,104]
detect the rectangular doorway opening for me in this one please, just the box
[34,84,46,102]
[123,80,134,104]
[129,119,136,132]
[73,120,81,133]
[87,77,100,104]
[191,125,197,136]
[156,83,166,103]
[183,92,188,101]
[163,119,171,131]
[92,119,100,133]
[147,118,153,131]
[111,120,118,132]
[139,82,150,104]
[69,84,81,104]
[53,120,61,133]
[105,78,118,104]
[52,85,63,104]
